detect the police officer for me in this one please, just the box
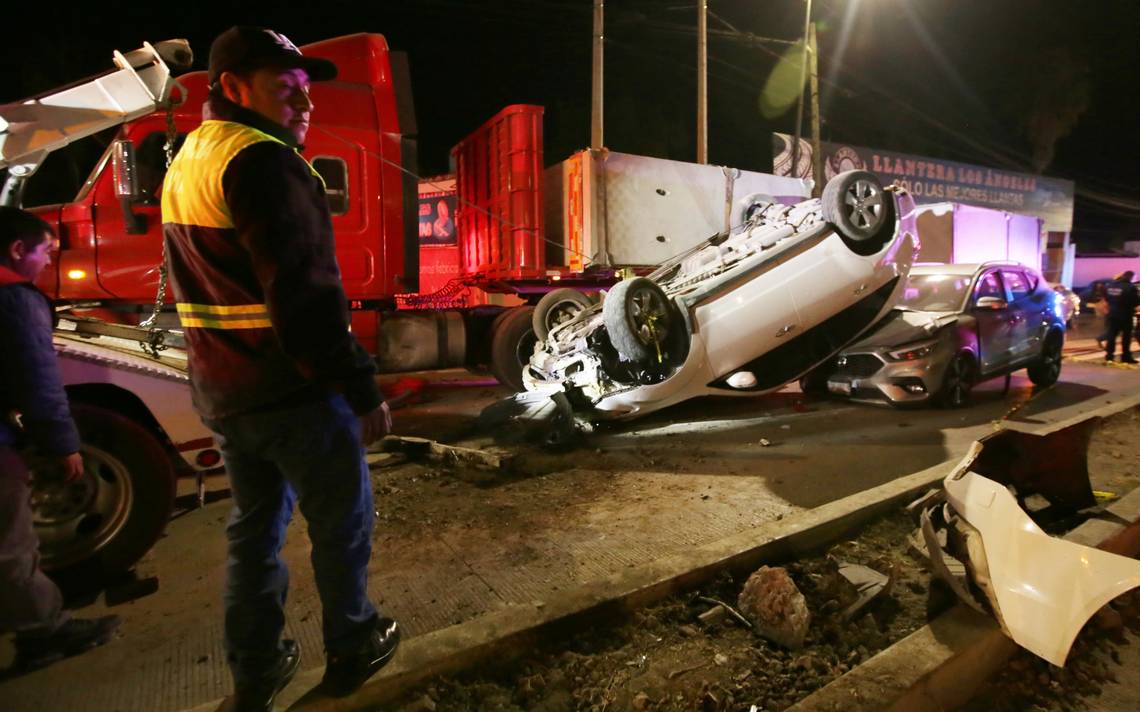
[1104,270,1138,364]
[161,27,399,709]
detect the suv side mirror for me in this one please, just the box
[975,296,1007,310]
[111,140,148,234]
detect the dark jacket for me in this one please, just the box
[0,265,81,455]
[161,97,381,420]
[1105,278,1139,319]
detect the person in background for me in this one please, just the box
[1090,281,1110,350]
[1103,270,1138,363]
[0,207,121,670]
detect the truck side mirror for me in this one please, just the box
[112,140,148,234]
[112,140,139,199]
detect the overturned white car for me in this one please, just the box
[522,170,922,419]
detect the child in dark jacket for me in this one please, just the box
[0,206,120,669]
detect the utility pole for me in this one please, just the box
[697,0,708,164]
[809,22,822,197]
[591,0,604,149]
[791,0,813,181]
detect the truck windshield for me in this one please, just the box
[897,274,971,313]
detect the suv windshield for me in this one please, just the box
[897,273,972,312]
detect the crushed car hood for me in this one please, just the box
[846,309,957,350]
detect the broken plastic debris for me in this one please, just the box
[941,442,1140,667]
[837,562,893,620]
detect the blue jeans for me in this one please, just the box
[204,393,378,681]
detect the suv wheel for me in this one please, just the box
[1027,332,1063,387]
[938,354,974,408]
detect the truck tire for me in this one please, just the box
[603,277,673,363]
[33,404,176,575]
[1027,331,1063,387]
[490,306,537,392]
[533,288,593,341]
[822,170,895,251]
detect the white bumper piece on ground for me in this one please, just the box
[942,444,1140,667]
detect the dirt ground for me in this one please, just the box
[371,407,1140,712]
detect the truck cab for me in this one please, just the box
[33,34,420,352]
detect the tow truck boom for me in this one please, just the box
[0,39,191,204]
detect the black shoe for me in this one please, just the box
[321,617,401,698]
[1106,354,1115,362]
[232,640,301,712]
[1124,356,1138,365]
[14,615,121,670]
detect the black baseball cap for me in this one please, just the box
[208,26,337,85]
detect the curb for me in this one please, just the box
[792,393,1140,712]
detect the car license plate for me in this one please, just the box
[828,380,852,395]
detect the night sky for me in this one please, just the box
[4,0,1139,251]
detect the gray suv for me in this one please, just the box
[822,262,1066,407]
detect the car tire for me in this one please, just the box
[938,353,975,408]
[603,277,675,363]
[533,288,593,341]
[33,404,175,576]
[490,306,537,392]
[821,170,895,250]
[1027,331,1064,387]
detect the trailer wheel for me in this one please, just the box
[533,288,593,340]
[32,404,175,575]
[822,170,895,252]
[603,277,674,363]
[490,306,538,392]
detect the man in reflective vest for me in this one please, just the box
[162,27,399,709]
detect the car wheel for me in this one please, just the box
[821,170,895,249]
[938,354,975,408]
[603,277,673,363]
[533,288,593,340]
[490,306,537,392]
[1027,332,1063,387]
[31,404,175,575]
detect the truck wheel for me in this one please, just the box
[603,277,673,363]
[490,306,537,392]
[32,404,175,575]
[1027,331,1063,387]
[822,170,895,250]
[533,288,592,340]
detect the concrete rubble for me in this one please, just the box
[737,565,812,650]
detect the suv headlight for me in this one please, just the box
[888,340,937,361]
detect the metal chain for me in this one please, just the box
[138,103,178,357]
